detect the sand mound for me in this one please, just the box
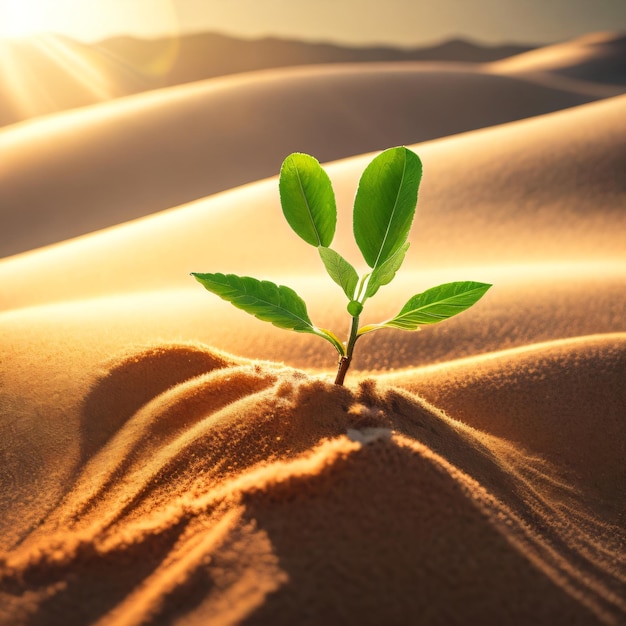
[1,345,624,625]
[0,343,238,553]
[0,61,606,257]
[381,333,626,516]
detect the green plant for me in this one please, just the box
[192,147,491,385]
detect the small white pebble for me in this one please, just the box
[346,427,393,445]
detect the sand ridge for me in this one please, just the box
[487,32,626,84]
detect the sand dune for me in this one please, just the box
[0,261,623,372]
[1,93,624,309]
[1,45,625,625]
[1,342,624,624]
[0,32,533,129]
[488,31,626,85]
[0,60,615,258]
[96,30,533,87]
[381,333,626,514]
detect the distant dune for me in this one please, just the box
[97,31,533,85]
[489,31,626,85]
[0,31,534,128]
[1,60,619,258]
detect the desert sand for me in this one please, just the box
[0,32,533,129]
[0,34,625,625]
[3,33,626,258]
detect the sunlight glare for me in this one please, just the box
[0,0,56,38]
[0,0,181,41]
[0,0,184,123]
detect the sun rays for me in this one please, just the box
[0,35,120,121]
[0,0,181,41]
[0,0,185,124]
[0,33,186,124]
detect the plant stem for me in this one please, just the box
[334,314,360,385]
[334,356,350,386]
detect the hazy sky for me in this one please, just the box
[1,0,626,45]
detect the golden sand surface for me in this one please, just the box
[1,36,625,625]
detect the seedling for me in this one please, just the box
[192,147,491,385]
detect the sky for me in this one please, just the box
[1,0,625,46]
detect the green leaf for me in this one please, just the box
[279,153,336,247]
[192,272,313,330]
[363,242,410,300]
[191,272,345,356]
[353,147,422,269]
[316,327,346,356]
[192,272,345,356]
[358,281,492,335]
[319,247,359,300]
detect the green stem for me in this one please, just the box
[334,314,360,385]
[315,328,346,357]
[354,273,370,303]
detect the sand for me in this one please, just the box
[3,57,625,258]
[0,32,534,130]
[488,32,626,85]
[0,34,625,625]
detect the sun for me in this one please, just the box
[0,0,58,38]
[0,0,181,41]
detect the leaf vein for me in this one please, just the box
[372,151,407,269]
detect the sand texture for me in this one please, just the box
[1,34,625,625]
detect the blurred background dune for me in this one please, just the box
[1,28,625,258]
